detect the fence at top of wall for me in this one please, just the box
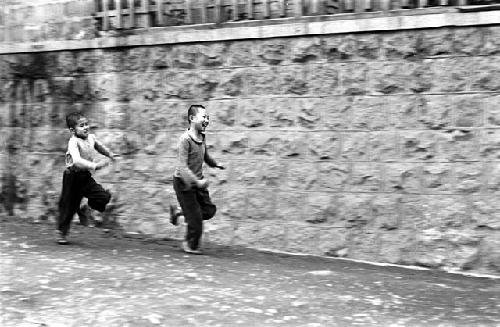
[1,0,500,33]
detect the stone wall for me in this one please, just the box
[1,4,500,275]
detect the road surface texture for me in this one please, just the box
[1,219,498,327]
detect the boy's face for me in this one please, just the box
[71,117,90,139]
[190,108,209,134]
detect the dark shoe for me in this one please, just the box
[56,231,69,245]
[169,205,183,226]
[182,241,202,255]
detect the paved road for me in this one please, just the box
[0,220,499,327]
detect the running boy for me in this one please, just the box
[171,104,224,254]
[56,112,116,244]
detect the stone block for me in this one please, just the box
[229,159,263,188]
[439,129,480,162]
[340,63,368,95]
[295,97,322,130]
[323,34,357,62]
[317,228,348,257]
[247,131,279,158]
[216,131,248,156]
[341,132,370,161]
[480,129,500,159]
[246,188,278,220]
[380,31,419,60]
[163,70,200,101]
[484,162,500,194]
[430,58,470,93]
[101,102,131,130]
[320,96,353,130]
[276,131,309,159]
[485,94,500,127]
[194,70,220,100]
[258,159,285,188]
[378,230,417,265]
[349,162,382,193]
[214,69,246,98]
[170,44,200,69]
[336,193,374,228]
[384,162,421,194]
[307,131,340,160]
[204,217,235,245]
[275,191,307,222]
[207,99,238,130]
[470,56,500,92]
[285,223,321,254]
[220,187,247,220]
[420,195,470,230]
[347,228,380,262]
[470,196,500,230]
[238,98,269,128]
[350,96,390,130]
[418,28,454,57]
[153,156,176,184]
[268,97,298,128]
[234,220,287,251]
[284,160,317,191]
[289,37,323,63]
[453,27,485,56]
[29,128,67,153]
[406,60,434,94]
[483,26,500,55]
[398,195,425,230]
[454,162,484,194]
[306,63,341,96]
[369,131,399,162]
[421,163,454,194]
[317,162,349,192]
[356,34,381,60]
[372,194,401,231]
[255,39,289,65]
[454,94,485,128]
[244,67,282,96]
[369,62,408,95]
[277,65,308,95]
[227,41,255,67]
[400,131,442,161]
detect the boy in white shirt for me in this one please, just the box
[57,112,116,244]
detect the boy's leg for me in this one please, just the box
[82,175,111,213]
[174,178,203,250]
[58,169,83,239]
[196,188,216,221]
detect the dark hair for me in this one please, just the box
[65,112,85,129]
[187,104,205,124]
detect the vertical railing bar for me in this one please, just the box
[311,0,320,15]
[157,0,164,25]
[247,0,254,19]
[103,0,110,30]
[129,0,135,27]
[232,0,238,20]
[142,0,151,27]
[457,0,467,5]
[279,0,286,17]
[263,0,270,17]
[294,0,302,17]
[201,0,208,23]
[185,0,193,24]
[440,0,448,5]
[116,0,123,28]
[215,0,222,23]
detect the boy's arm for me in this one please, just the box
[177,138,199,187]
[67,138,98,171]
[204,146,225,169]
[94,137,115,159]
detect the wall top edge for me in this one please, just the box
[0,10,499,54]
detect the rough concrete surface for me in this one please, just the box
[1,219,499,327]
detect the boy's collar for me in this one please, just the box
[187,128,204,144]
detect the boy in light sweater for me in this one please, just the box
[171,104,224,254]
[56,112,116,244]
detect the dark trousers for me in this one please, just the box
[173,177,216,250]
[57,168,111,236]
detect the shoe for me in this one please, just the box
[182,241,202,255]
[169,205,183,226]
[56,232,69,245]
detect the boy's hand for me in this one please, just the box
[95,159,109,170]
[215,163,225,170]
[196,179,209,189]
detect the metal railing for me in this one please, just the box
[90,0,500,30]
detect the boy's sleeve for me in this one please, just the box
[94,136,113,158]
[204,146,217,167]
[177,137,198,187]
[67,138,97,171]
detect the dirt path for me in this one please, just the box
[0,220,498,327]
